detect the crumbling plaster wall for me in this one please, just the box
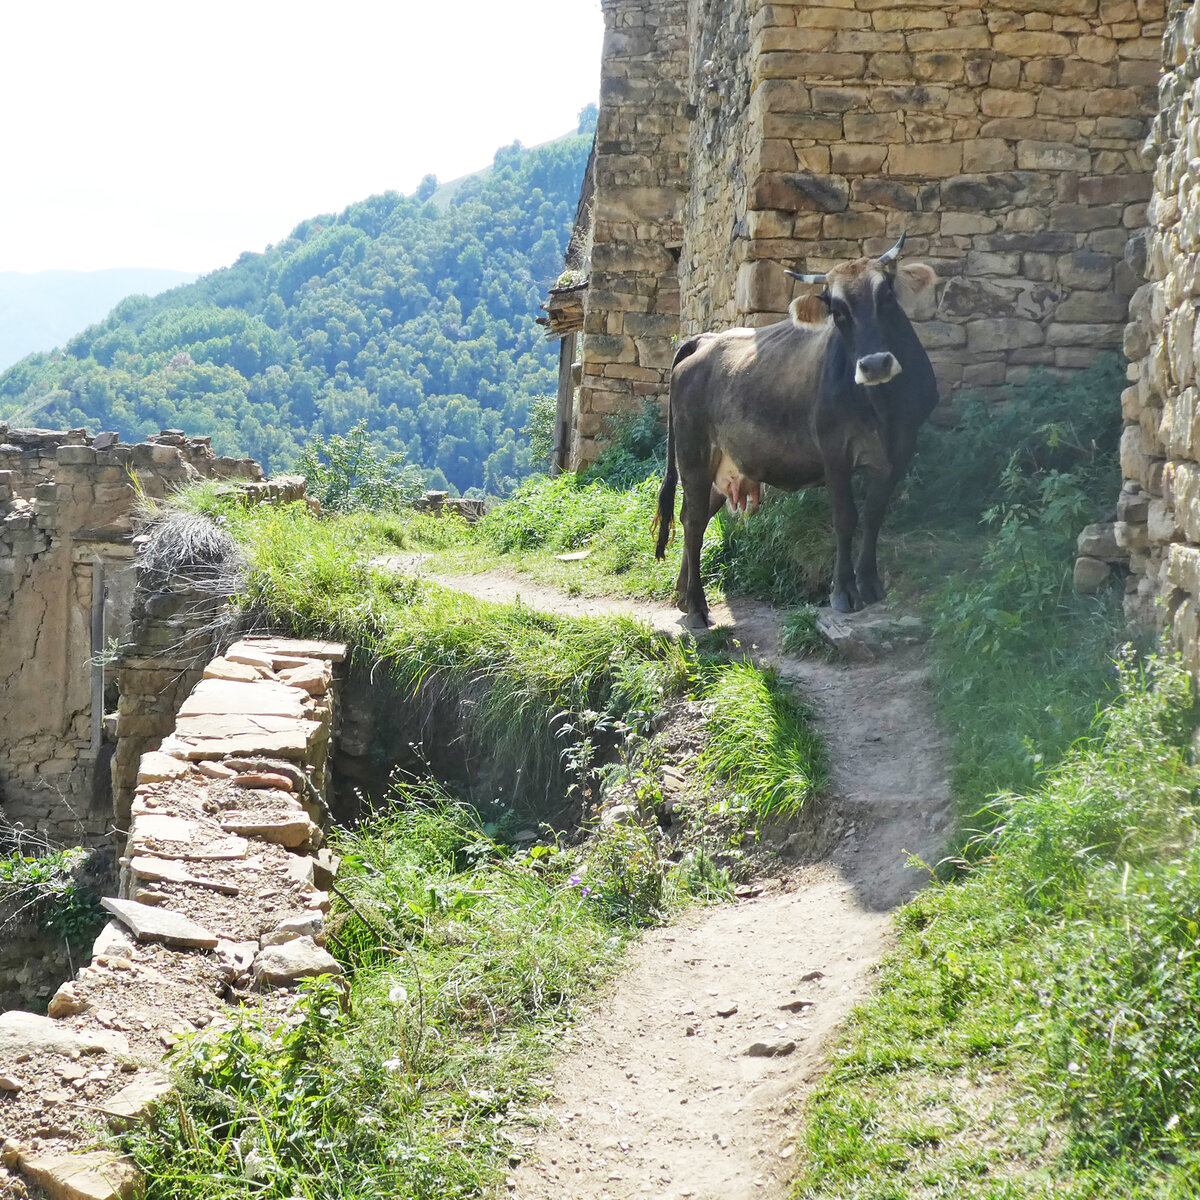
[1115,0,1200,665]
[574,0,1163,468]
[0,423,269,845]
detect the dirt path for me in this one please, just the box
[413,566,953,1198]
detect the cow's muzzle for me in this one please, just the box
[855,352,902,386]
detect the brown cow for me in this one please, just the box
[654,234,938,626]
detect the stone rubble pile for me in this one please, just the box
[0,635,346,1200]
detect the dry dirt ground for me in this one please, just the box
[418,568,954,1200]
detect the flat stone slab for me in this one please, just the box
[172,714,319,760]
[220,812,315,847]
[178,679,309,718]
[237,636,346,662]
[127,813,201,845]
[0,1011,128,1058]
[101,897,219,949]
[136,751,191,784]
[128,855,240,895]
[252,936,342,987]
[130,834,249,862]
[18,1148,141,1200]
[223,645,275,670]
[202,657,262,683]
[100,1071,172,1123]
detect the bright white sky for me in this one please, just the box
[0,0,603,275]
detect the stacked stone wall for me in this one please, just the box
[574,0,692,468]
[1115,0,1200,666]
[0,634,345,1200]
[575,0,1162,466]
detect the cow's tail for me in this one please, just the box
[653,337,699,559]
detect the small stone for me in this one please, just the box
[101,1072,172,1124]
[219,812,316,848]
[202,657,261,683]
[685,1024,698,1036]
[136,752,192,784]
[277,662,331,696]
[715,1002,739,1018]
[1074,556,1112,593]
[233,771,295,792]
[252,936,342,987]
[601,804,638,828]
[799,969,824,982]
[260,913,325,947]
[46,982,88,1019]
[196,760,237,780]
[778,999,815,1013]
[0,1074,24,1091]
[746,1039,797,1058]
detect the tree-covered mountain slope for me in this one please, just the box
[0,269,198,372]
[0,132,591,492]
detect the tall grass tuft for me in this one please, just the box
[699,661,827,817]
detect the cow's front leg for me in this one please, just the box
[827,461,862,613]
[855,468,898,606]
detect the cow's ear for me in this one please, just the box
[789,294,829,328]
[896,262,937,302]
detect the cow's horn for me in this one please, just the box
[877,232,906,264]
[783,268,827,284]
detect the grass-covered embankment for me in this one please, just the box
[117,485,828,1198]
[123,793,663,1198]
[783,360,1200,1195]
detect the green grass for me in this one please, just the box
[699,661,827,818]
[185,497,693,810]
[792,654,1200,1199]
[122,795,633,1199]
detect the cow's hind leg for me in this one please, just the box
[673,486,725,615]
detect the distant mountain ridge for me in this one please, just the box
[0,132,592,493]
[0,269,197,372]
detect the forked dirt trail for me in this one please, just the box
[424,569,953,1199]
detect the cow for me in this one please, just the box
[653,234,938,627]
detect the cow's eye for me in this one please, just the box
[831,303,851,325]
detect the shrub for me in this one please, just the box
[296,420,425,513]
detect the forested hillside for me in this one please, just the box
[0,127,593,493]
[0,269,197,372]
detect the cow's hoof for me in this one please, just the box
[684,611,711,631]
[830,588,863,614]
[857,576,886,606]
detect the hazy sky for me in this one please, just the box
[1,0,603,276]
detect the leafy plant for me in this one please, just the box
[295,420,425,513]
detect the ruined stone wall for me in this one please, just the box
[679,0,754,332]
[573,0,692,468]
[0,421,286,847]
[576,0,1162,464]
[0,634,345,1200]
[1115,0,1200,665]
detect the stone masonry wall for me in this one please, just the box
[576,0,1162,463]
[573,0,692,468]
[1115,0,1200,666]
[732,0,1161,397]
[0,421,290,847]
[0,634,345,1200]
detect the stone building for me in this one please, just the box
[562,0,1164,469]
[1114,0,1200,668]
[0,424,271,844]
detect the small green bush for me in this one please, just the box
[296,420,425,513]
